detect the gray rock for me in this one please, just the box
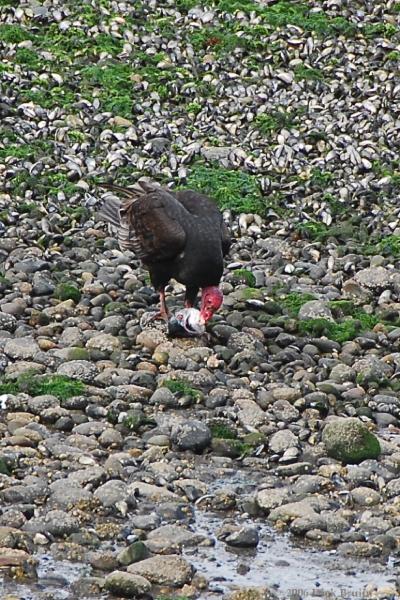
[358,516,392,536]
[0,481,49,504]
[150,387,177,407]
[97,267,121,284]
[127,554,193,586]
[269,497,330,523]
[270,386,300,403]
[1,301,26,316]
[146,524,206,553]
[160,368,215,390]
[385,478,400,499]
[256,488,292,512]
[14,258,48,273]
[171,419,211,452]
[228,331,264,353]
[59,327,85,347]
[72,422,110,436]
[330,364,356,383]
[130,514,161,531]
[350,486,381,506]
[298,301,333,321]
[23,510,79,536]
[117,541,150,566]
[67,466,106,487]
[337,542,382,557]
[32,272,55,295]
[236,398,266,429]
[98,428,123,448]
[57,360,97,383]
[126,482,180,503]
[291,475,325,495]
[224,526,259,547]
[354,266,391,289]
[104,571,151,597]
[322,417,381,464]
[0,313,17,332]
[27,394,59,414]
[4,337,40,360]
[49,480,93,508]
[98,315,126,335]
[269,429,298,453]
[269,400,299,422]
[353,356,393,383]
[290,514,327,535]
[94,480,130,508]
[86,333,121,354]
[373,412,398,427]
[201,145,234,161]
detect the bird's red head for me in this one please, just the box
[199,286,223,323]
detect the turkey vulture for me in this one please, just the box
[98,181,231,324]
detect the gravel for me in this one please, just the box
[0,0,400,598]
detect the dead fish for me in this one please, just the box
[168,308,206,338]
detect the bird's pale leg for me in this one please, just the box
[159,289,170,319]
[148,289,170,321]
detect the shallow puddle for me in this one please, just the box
[187,511,397,599]
[0,554,93,600]
[1,466,398,600]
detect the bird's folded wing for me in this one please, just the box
[100,184,187,262]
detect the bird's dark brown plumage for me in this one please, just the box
[98,181,231,314]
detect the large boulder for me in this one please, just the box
[322,417,380,464]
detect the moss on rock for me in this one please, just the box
[322,417,380,464]
[54,282,81,303]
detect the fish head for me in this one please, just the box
[168,308,206,337]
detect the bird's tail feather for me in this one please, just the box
[99,180,160,198]
[97,196,122,227]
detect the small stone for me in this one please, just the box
[117,541,149,566]
[236,398,266,429]
[1,301,26,316]
[137,329,167,351]
[0,313,17,332]
[126,482,180,503]
[171,420,211,452]
[330,364,356,383]
[269,430,298,453]
[4,337,40,360]
[354,267,391,289]
[256,488,291,513]
[150,387,177,406]
[350,487,381,506]
[270,400,299,422]
[224,526,259,547]
[94,480,130,508]
[127,554,193,586]
[86,333,121,354]
[110,116,133,127]
[337,542,381,558]
[298,301,333,321]
[104,571,151,597]
[57,360,97,383]
[43,299,75,318]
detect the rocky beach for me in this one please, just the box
[0,1,400,599]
